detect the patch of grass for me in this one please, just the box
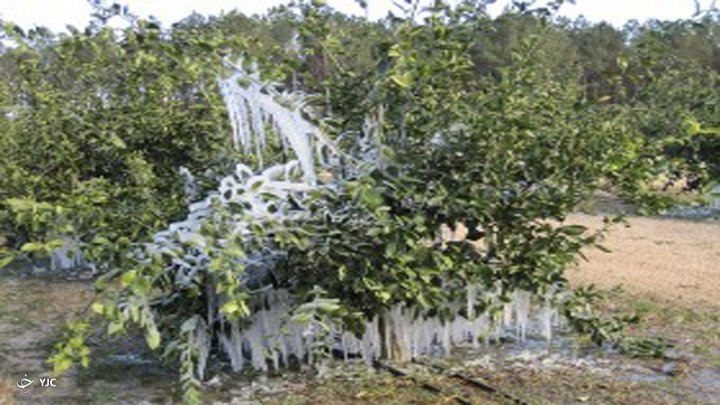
[631,299,658,317]
[693,344,711,355]
[88,387,117,404]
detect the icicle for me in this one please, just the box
[248,312,268,371]
[397,307,412,361]
[196,322,211,380]
[361,325,373,367]
[442,322,452,355]
[472,314,489,349]
[514,290,530,342]
[50,237,85,271]
[220,321,244,372]
[383,313,393,361]
[218,65,339,185]
[502,301,513,329]
[539,302,553,342]
[467,284,478,320]
[305,325,315,366]
[288,318,306,363]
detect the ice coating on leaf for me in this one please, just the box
[515,290,531,342]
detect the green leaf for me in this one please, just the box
[391,71,414,88]
[20,242,45,253]
[291,312,311,324]
[46,239,67,250]
[92,236,111,245]
[68,336,84,349]
[559,225,587,236]
[338,264,347,280]
[180,316,198,333]
[52,357,73,375]
[91,302,104,315]
[108,134,127,149]
[696,127,720,136]
[220,300,248,317]
[107,322,124,335]
[130,305,140,323]
[120,270,137,287]
[146,327,161,349]
[0,256,13,269]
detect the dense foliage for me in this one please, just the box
[0,9,238,267]
[0,1,718,403]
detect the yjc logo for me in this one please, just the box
[16,374,34,394]
[16,374,57,394]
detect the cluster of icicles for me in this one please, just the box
[217,288,560,373]
[138,63,562,376]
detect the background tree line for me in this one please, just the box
[0,1,717,262]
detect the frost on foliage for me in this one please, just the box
[136,64,563,378]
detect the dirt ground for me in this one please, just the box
[567,214,720,304]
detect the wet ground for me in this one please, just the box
[0,275,176,404]
[1,212,719,404]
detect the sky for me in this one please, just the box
[0,0,716,33]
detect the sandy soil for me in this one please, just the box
[568,214,720,304]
